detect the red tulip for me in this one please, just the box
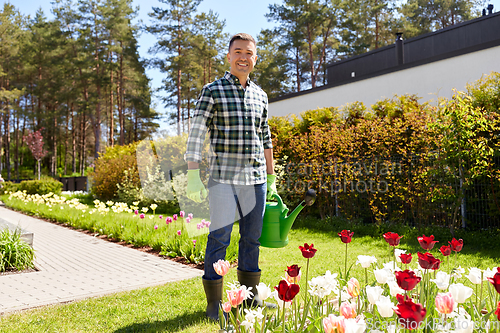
[449,238,463,252]
[338,230,354,244]
[383,232,402,246]
[275,280,300,302]
[417,252,441,270]
[286,264,301,278]
[400,253,412,264]
[299,243,317,258]
[495,301,500,321]
[395,294,427,330]
[439,245,451,256]
[395,270,422,291]
[417,234,439,251]
[487,267,500,294]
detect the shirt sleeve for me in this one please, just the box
[260,95,273,149]
[184,86,215,163]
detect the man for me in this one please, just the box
[184,33,277,320]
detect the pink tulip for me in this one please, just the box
[192,239,197,246]
[197,223,202,230]
[222,301,232,313]
[227,287,246,308]
[154,225,158,230]
[179,211,185,217]
[177,230,181,236]
[173,214,178,221]
[186,217,191,223]
[188,213,193,219]
[166,217,173,224]
[347,277,361,298]
[134,210,138,215]
[435,292,454,314]
[340,301,357,319]
[213,259,230,277]
[140,213,145,219]
[323,314,346,333]
[205,221,211,227]
[159,215,163,219]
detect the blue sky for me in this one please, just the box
[4,0,500,130]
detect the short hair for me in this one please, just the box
[228,33,256,52]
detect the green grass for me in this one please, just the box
[1,224,499,332]
[0,228,35,272]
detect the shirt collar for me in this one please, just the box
[224,71,251,87]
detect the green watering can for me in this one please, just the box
[259,189,316,248]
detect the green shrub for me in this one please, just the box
[11,177,63,195]
[0,181,20,195]
[0,228,35,272]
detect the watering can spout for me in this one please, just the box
[280,189,316,240]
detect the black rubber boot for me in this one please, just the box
[202,277,223,321]
[237,269,277,309]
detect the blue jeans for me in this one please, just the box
[204,178,266,280]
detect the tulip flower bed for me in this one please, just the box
[214,231,500,333]
[1,191,239,264]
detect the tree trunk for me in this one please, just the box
[72,104,76,174]
[118,42,125,145]
[109,57,114,147]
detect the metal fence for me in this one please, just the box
[281,154,500,230]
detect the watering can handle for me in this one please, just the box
[270,193,285,207]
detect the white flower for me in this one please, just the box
[356,255,377,268]
[395,249,407,263]
[376,295,394,318]
[344,317,366,333]
[466,267,483,285]
[256,282,272,301]
[484,267,497,280]
[245,307,264,321]
[449,283,474,303]
[431,271,451,290]
[141,207,149,213]
[383,261,401,272]
[451,266,465,279]
[308,271,339,298]
[387,280,404,297]
[366,285,384,305]
[150,203,158,210]
[453,315,474,333]
[374,268,392,284]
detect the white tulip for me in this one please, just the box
[484,267,496,280]
[344,317,366,333]
[466,267,483,285]
[431,271,451,290]
[256,282,272,301]
[356,255,377,268]
[449,283,474,303]
[376,295,395,318]
[374,268,392,284]
[366,285,384,305]
[383,261,401,272]
[387,280,405,297]
[453,316,474,333]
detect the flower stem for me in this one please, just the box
[345,242,348,279]
[282,302,286,333]
[393,247,396,271]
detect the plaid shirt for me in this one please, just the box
[185,72,272,185]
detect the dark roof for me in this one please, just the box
[270,11,500,103]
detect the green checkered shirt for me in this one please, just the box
[185,72,272,185]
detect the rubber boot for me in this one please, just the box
[237,269,277,309]
[202,277,223,321]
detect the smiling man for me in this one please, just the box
[184,33,277,320]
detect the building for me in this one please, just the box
[269,9,500,117]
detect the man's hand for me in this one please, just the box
[266,174,277,200]
[186,169,208,203]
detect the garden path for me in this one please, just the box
[0,205,203,315]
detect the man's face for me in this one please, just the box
[227,39,257,80]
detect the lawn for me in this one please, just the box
[1,192,500,332]
[1,218,499,332]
